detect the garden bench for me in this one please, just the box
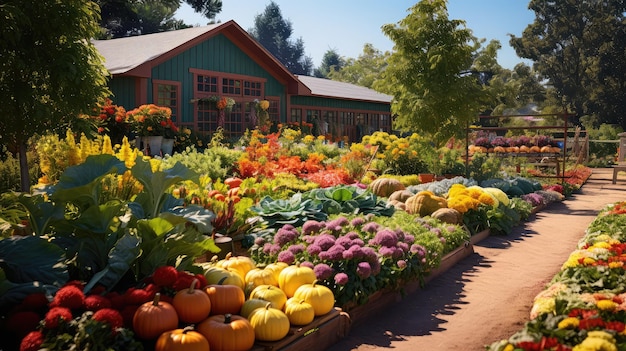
[612,163,626,184]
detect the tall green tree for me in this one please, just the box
[378,0,489,146]
[97,0,220,38]
[328,44,389,88]
[248,1,313,75]
[510,0,626,129]
[0,0,111,191]
[314,49,345,78]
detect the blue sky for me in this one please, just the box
[174,0,535,70]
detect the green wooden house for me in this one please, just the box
[93,20,392,142]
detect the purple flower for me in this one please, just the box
[334,273,349,285]
[410,244,426,257]
[356,262,371,279]
[439,237,447,244]
[371,260,381,276]
[277,250,295,264]
[350,217,365,227]
[287,244,305,254]
[342,249,355,260]
[314,234,336,250]
[345,245,364,260]
[397,242,409,253]
[404,234,415,245]
[262,243,281,255]
[306,244,322,256]
[314,263,334,280]
[335,235,353,249]
[318,244,344,261]
[430,227,442,236]
[254,237,266,246]
[300,261,315,269]
[302,220,324,235]
[378,246,396,257]
[274,227,298,246]
[446,225,458,233]
[397,260,407,269]
[302,235,316,244]
[360,246,378,262]
[362,222,380,233]
[370,229,399,247]
[325,218,343,232]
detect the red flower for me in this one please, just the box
[92,308,124,330]
[44,307,72,329]
[51,285,85,310]
[84,294,112,311]
[152,266,179,287]
[20,331,44,351]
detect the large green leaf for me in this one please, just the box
[17,193,65,237]
[82,231,141,294]
[51,154,126,207]
[0,236,68,285]
[131,157,199,218]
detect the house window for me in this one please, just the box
[224,102,244,138]
[244,81,262,97]
[222,78,241,95]
[197,100,219,134]
[197,75,218,93]
[153,80,181,121]
[290,108,302,125]
[268,100,279,125]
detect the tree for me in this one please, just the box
[314,49,345,78]
[97,0,220,38]
[510,0,626,129]
[328,44,389,88]
[248,1,313,75]
[377,0,489,146]
[0,0,111,191]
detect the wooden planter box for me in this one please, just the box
[251,308,350,351]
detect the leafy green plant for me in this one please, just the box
[303,185,395,217]
[250,193,327,229]
[0,154,218,312]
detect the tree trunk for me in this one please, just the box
[19,141,31,192]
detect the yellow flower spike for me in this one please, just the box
[102,135,114,155]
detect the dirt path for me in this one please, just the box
[328,168,626,351]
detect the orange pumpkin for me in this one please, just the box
[278,264,316,298]
[248,284,287,310]
[172,278,211,323]
[133,293,179,340]
[205,279,245,315]
[293,281,335,316]
[197,313,255,351]
[248,303,290,342]
[155,326,209,351]
[224,177,243,189]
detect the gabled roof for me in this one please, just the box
[93,21,305,94]
[296,75,392,104]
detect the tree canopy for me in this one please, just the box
[97,0,221,38]
[0,0,111,190]
[314,49,345,78]
[510,0,626,129]
[377,0,489,146]
[248,1,313,76]
[327,44,389,89]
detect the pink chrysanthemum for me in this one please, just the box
[314,263,334,280]
[334,273,349,285]
[356,262,371,279]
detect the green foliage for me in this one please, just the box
[314,49,345,78]
[250,193,327,229]
[378,0,489,146]
[0,150,39,192]
[303,185,395,217]
[511,0,626,129]
[248,1,313,75]
[467,153,503,182]
[580,119,622,160]
[327,44,389,88]
[161,145,242,181]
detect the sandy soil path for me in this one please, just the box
[328,168,626,351]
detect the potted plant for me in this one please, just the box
[126,104,172,156]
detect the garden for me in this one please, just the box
[0,102,596,351]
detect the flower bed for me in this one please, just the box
[488,201,626,351]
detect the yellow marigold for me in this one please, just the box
[478,193,496,206]
[608,261,623,269]
[573,331,617,351]
[503,344,515,351]
[583,257,596,265]
[591,241,611,250]
[597,299,618,311]
[303,134,315,143]
[530,297,555,319]
[558,317,580,329]
[447,198,469,213]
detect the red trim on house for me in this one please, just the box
[135,78,148,105]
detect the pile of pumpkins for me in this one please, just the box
[139,254,336,351]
